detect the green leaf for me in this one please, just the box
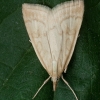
[0,0,100,100]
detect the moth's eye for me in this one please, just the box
[57,78,59,82]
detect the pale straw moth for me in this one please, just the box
[22,0,84,99]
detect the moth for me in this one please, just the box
[22,0,84,99]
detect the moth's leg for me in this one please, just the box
[64,68,68,73]
[29,40,31,43]
[61,75,78,100]
[32,76,51,99]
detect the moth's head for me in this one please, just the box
[53,81,57,91]
[51,77,58,91]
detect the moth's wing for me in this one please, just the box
[53,0,84,77]
[22,4,53,75]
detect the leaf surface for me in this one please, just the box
[0,0,100,100]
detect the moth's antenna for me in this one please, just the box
[32,76,51,99]
[61,75,78,100]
